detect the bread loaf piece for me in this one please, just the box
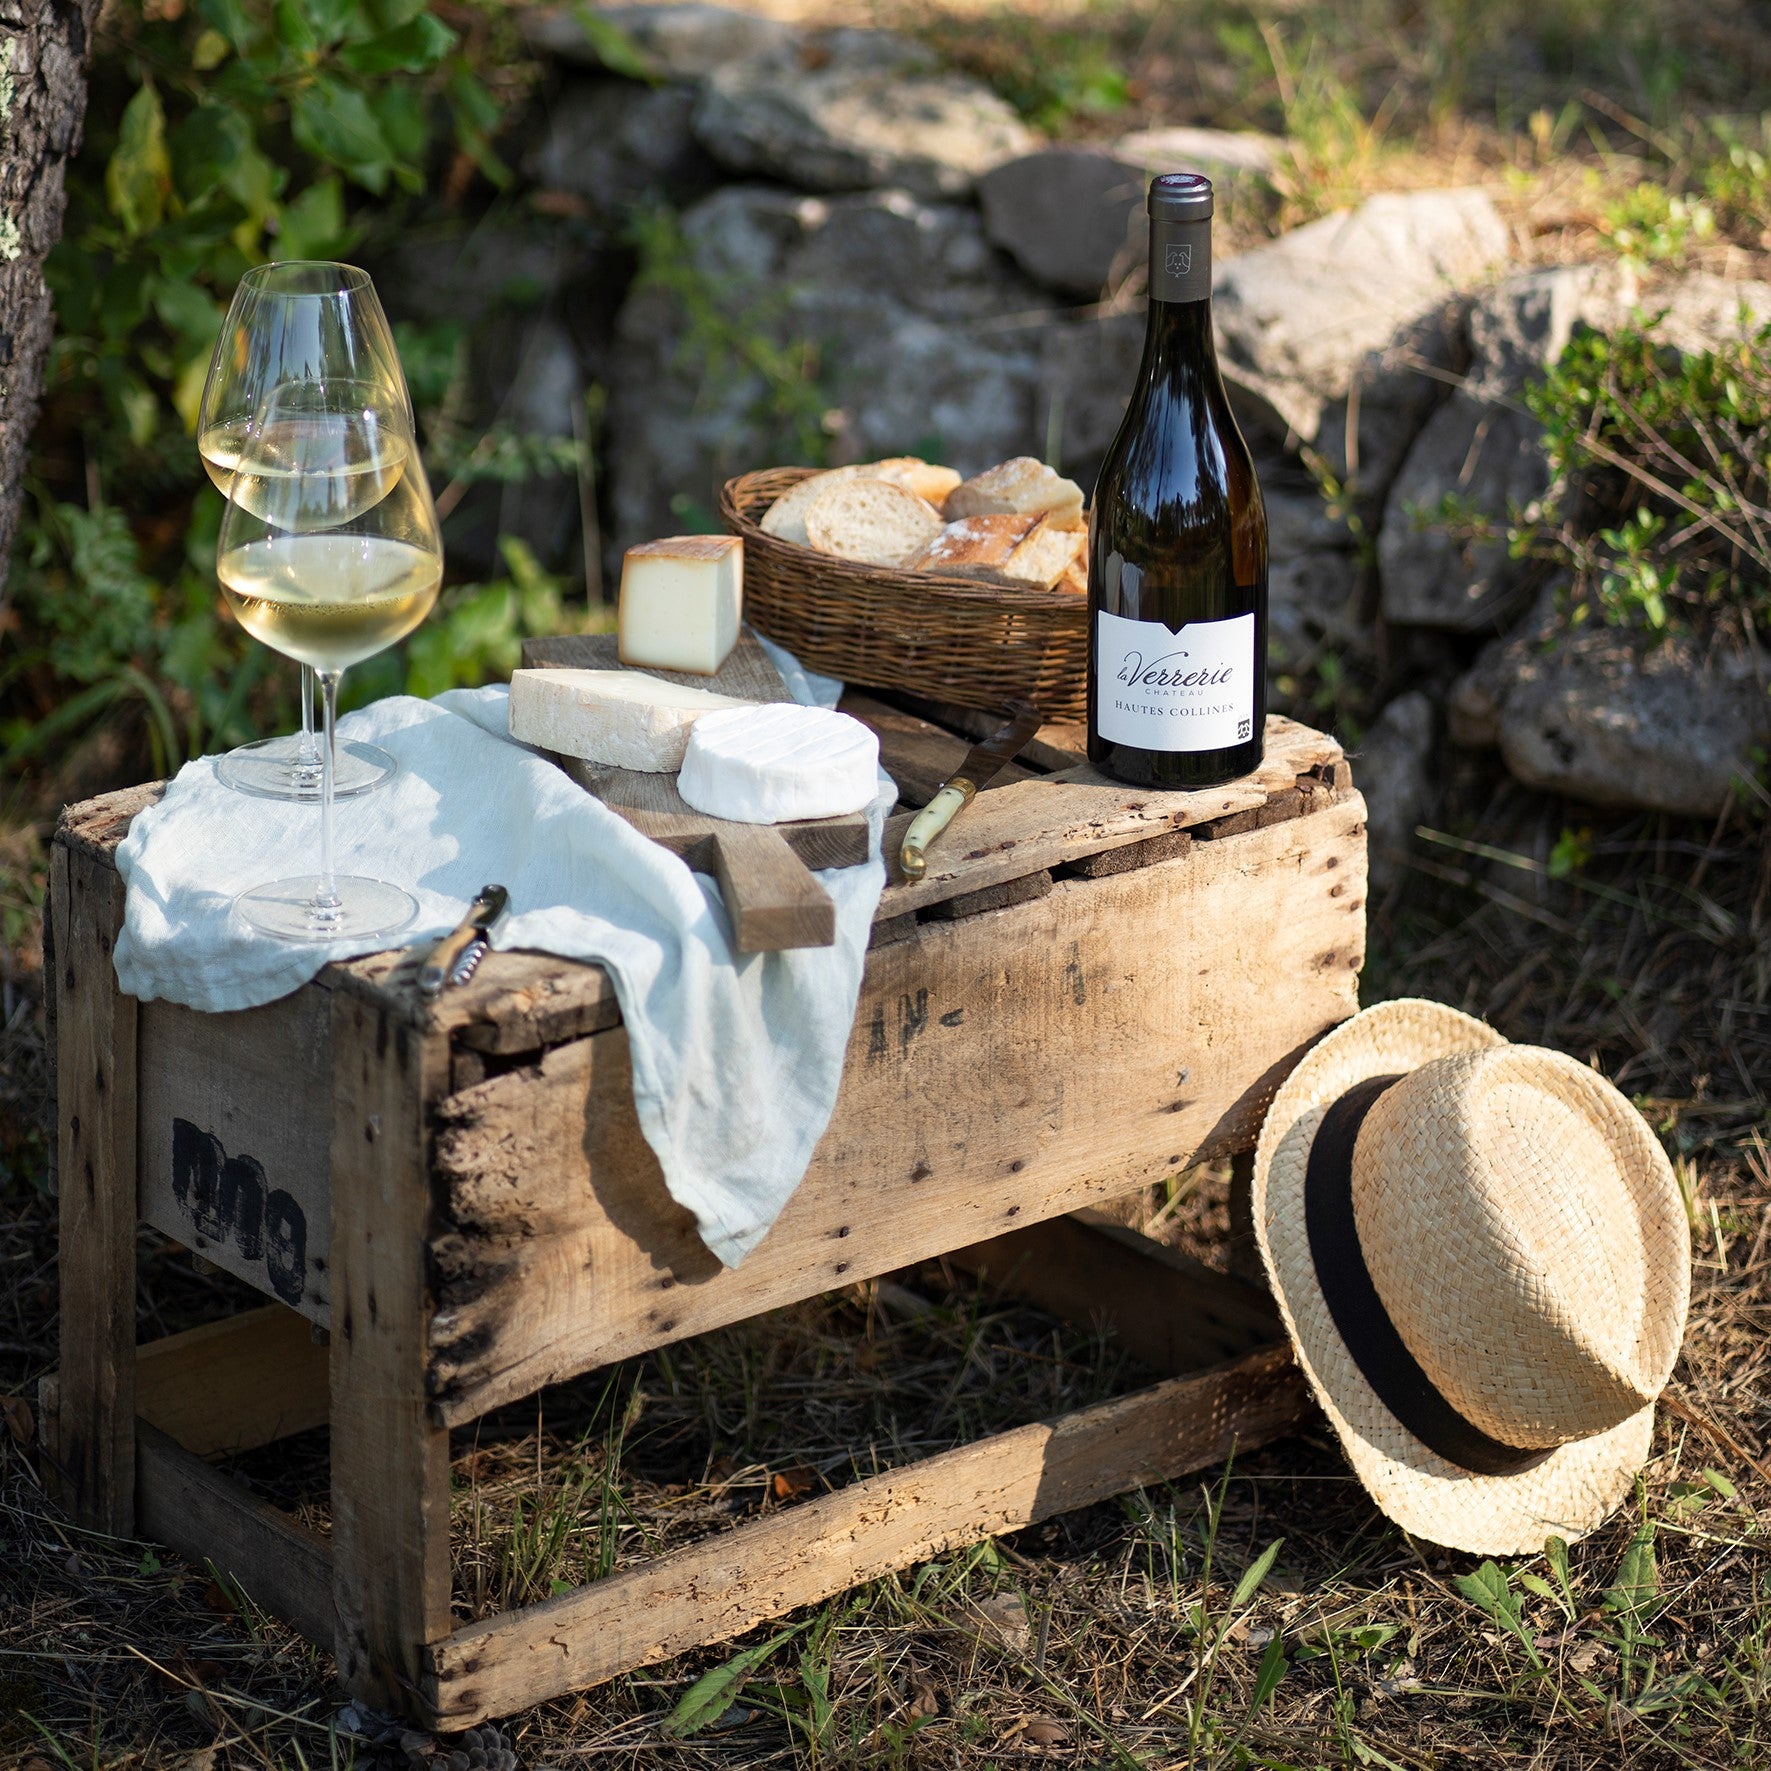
[804,477,944,566]
[1003,517,1087,589]
[944,457,1086,530]
[870,459,963,506]
[1055,559,1088,596]
[759,465,871,546]
[759,457,932,545]
[904,514,1039,580]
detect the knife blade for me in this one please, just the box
[417,884,509,998]
[898,700,1042,881]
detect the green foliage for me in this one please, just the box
[628,206,830,468]
[1521,315,1771,635]
[2,2,591,808]
[1599,182,1716,266]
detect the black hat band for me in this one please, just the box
[1303,1074,1549,1478]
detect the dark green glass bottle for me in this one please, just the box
[1088,172,1268,789]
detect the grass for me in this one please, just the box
[1,773,1768,1766]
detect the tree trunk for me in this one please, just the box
[0,0,101,597]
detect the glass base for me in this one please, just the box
[234,874,418,944]
[217,734,398,800]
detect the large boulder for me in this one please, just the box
[1211,189,1510,497]
[1262,482,1363,673]
[607,185,1058,549]
[692,30,1036,199]
[1449,599,1771,816]
[524,79,720,215]
[977,150,1145,299]
[978,129,1284,299]
[521,3,799,78]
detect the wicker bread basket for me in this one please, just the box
[720,467,1088,720]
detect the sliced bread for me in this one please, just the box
[904,514,1039,580]
[760,465,870,546]
[1055,559,1089,596]
[1003,517,1087,589]
[944,456,1086,530]
[804,477,945,566]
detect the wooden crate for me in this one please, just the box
[41,702,1366,1728]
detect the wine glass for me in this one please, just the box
[199,261,411,800]
[218,380,443,941]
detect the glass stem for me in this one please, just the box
[315,669,343,925]
[298,663,321,767]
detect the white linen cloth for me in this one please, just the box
[113,643,891,1266]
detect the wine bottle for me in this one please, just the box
[1088,172,1267,789]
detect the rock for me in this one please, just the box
[1112,125,1285,178]
[1449,602,1771,816]
[978,150,1144,298]
[524,79,719,214]
[1355,690,1436,889]
[691,30,1036,199]
[1639,272,1771,355]
[979,131,1285,299]
[608,185,1057,549]
[1037,308,1146,464]
[1211,189,1511,496]
[1378,262,1757,633]
[1268,545,1362,674]
[1378,396,1545,631]
[521,3,799,79]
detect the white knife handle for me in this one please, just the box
[898,779,976,880]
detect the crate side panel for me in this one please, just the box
[430,796,1367,1421]
[138,989,334,1323]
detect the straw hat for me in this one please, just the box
[1252,998,1690,1555]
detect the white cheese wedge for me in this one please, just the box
[618,535,743,675]
[508,668,751,773]
[678,704,880,824]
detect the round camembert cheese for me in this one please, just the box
[677,704,879,824]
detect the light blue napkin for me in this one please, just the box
[113,644,890,1266]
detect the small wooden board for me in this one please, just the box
[520,631,871,953]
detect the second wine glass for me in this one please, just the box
[199,260,412,801]
[220,382,443,942]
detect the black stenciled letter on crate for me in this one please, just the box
[170,1118,308,1307]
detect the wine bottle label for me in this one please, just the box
[1095,608,1256,752]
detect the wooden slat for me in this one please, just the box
[52,842,139,1534]
[949,1211,1281,1376]
[887,694,1089,773]
[136,1307,328,1457]
[424,1343,1309,1728]
[877,716,1342,913]
[426,798,1366,1423]
[328,997,453,1706]
[138,990,334,1323]
[137,1420,334,1648]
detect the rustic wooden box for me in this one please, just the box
[42,706,1365,1728]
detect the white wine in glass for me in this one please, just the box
[221,386,443,943]
[197,261,412,801]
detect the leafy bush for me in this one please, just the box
[3,0,577,806]
[1524,317,1771,636]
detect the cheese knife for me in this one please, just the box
[898,700,1043,881]
[417,884,509,998]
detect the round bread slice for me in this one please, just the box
[870,459,963,506]
[804,477,944,567]
[759,465,870,546]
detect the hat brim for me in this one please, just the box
[1253,998,1656,1556]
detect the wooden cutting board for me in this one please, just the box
[520,630,871,953]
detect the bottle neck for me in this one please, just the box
[1138,295,1218,385]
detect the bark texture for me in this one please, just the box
[0,0,100,595]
